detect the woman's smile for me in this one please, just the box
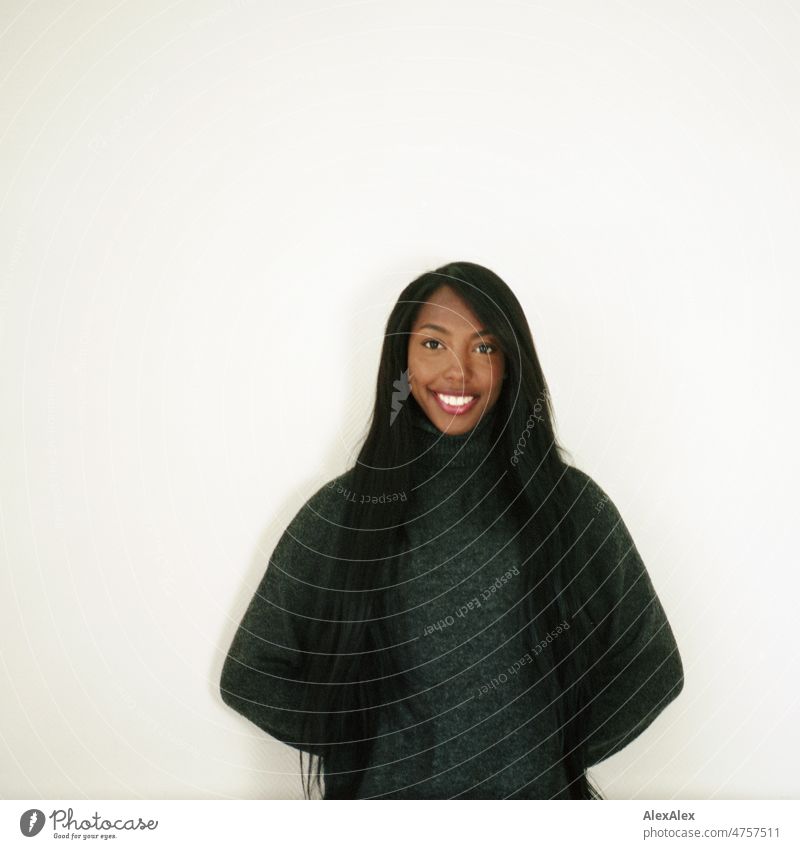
[430,390,480,416]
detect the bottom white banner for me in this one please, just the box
[2,799,797,849]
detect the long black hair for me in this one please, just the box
[296,261,603,799]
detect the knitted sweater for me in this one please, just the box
[220,403,684,798]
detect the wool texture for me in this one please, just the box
[220,404,684,798]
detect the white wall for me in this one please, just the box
[1,0,798,800]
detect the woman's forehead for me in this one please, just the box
[413,288,483,330]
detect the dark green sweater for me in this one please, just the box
[220,404,684,798]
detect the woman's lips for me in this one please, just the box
[430,390,480,415]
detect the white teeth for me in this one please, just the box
[437,393,475,406]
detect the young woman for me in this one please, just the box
[220,261,684,800]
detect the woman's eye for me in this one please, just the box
[422,339,498,354]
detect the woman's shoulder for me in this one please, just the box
[559,464,662,599]
[281,468,357,543]
[558,464,644,571]
[560,464,621,523]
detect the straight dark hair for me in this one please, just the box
[296,261,603,799]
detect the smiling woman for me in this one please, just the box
[219,261,684,800]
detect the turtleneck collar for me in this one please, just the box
[408,398,497,468]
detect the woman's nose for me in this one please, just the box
[441,352,472,387]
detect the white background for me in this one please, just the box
[1,0,798,800]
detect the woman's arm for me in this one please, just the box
[567,469,685,768]
[219,482,339,757]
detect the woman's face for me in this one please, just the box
[407,286,506,435]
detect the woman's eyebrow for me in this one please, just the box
[416,322,493,339]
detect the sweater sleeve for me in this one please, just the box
[219,481,339,756]
[567,469,684,768]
